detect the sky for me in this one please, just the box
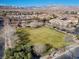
[0,0,79,7]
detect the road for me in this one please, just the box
[0,17,5,59]
[53,45,79,59]
[0,17,16,59]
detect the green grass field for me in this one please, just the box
[25,27,68,48]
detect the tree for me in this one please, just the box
[76,35,79,40]
[64,11,69,14]
[4,28,31,59]
[70,11,77,14]
[1,11,7,16]
[52,14,58,19]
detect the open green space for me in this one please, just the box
[25,27,68,48]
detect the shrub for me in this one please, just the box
[4,28,31,59]
[76,35,79,40]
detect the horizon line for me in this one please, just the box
[1,4,79,8]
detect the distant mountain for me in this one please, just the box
[0,5,79,11]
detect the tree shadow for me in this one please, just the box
[74,27,79,34]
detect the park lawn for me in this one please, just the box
[25,27,67,48]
